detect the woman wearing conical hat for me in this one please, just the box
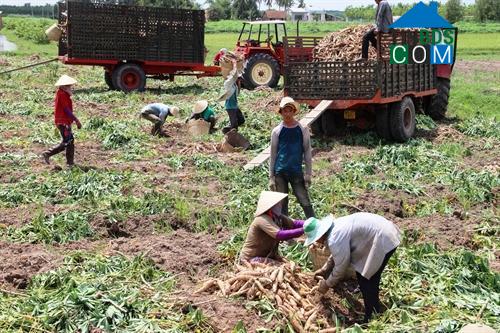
[42,75,81,167]
[239,191,306,264]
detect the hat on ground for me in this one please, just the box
[254,191,288,217]
[278,97,300,114]
[55,74,77,87]
[303,214,334,246]
[193,100,209,114]
[170,106,180,117]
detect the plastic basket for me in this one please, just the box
[308,244,331,270]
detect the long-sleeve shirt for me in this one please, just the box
[376,0,393,33]
[240,214,298,261]
[54,88,76,125]
[269,122,312,178]
[325,213,401,287]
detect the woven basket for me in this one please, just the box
[308,245,331,270]
[187,119,210,136]
[45,24,62,41]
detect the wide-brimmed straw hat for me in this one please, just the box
[277,97,300,114]
[170,106,180,117]
[254,191,288,217]
[193,100,209,114]
[303,214,334,246]
[55,74,77,87]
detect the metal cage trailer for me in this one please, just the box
[57,1,219,92]
[283,28,457,142]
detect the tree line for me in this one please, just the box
[345,0,499,23]
[0,0,498,22]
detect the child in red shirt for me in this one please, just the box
[42,75,82,166]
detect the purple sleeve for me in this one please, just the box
[293,219,305,228]
[276,227,304,241]
[63,106,77,121]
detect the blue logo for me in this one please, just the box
[389,1,455,64]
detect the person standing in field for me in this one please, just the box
[140,103,180,137]
[42,75,81,167]
[360,0,393,59]
[269,97,315,219]
[219,58,245,134]
[304,213,401,323]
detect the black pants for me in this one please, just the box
[226,108,245,130]
[275,173,315,218]
[44,124,75,165]
[356,248,397,322]
[362,28,377,59]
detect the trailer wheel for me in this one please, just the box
[375,106,392,141]
[104,71,116,90]
[426,77,450,120]
[390,97,416,142]
[321,111,345,137]
[242,53,280,89]
[112,64,146,93]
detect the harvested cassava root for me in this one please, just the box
[313,25,377,62]
[195,261,333,332]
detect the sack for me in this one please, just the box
[187,119,210,136]
[45,24,63,41]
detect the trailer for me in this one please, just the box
[56,1,219,92]
[283,29,457,142]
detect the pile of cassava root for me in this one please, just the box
[194,261,336,332]
[313,25,377,62]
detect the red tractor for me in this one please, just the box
[235,20,287,89]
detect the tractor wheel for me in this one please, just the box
[104,70,116,90]
[242,53,280,89]
[321,111,345,137]
[375,106,392,141]
[112,63,146,93]
[389,97,416,143]
[426,77,450,120]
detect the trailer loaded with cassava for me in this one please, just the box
[56,1,219,92]
[283,28,457,142]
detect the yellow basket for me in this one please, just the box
[308,244,331,270]
[187,119,210,136]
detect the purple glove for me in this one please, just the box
[276,227,304,241]
[293,219,305,228]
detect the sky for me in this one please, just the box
[0,0,476,11]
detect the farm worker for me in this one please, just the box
[140,103,180,137]
[269,97,315,219]
[42,74,81,167]
[213,48,227,66]
[304,212,401,322]
[219,58,245,134]
[239,191,306,264]
[186,100,217,134]
[361,0,393,59]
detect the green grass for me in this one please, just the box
[456,33,500,60]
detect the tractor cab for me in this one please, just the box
[235,20,287,89]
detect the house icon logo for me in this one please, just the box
[388,1,456,65]
[390,1,453,29]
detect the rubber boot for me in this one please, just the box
[42,144,65,164]
[66,143,75,166]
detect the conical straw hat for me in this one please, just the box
[55,74,77,87]
[254,191,288,217]
[193,100,209,114]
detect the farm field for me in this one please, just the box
[0,17,499,332]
